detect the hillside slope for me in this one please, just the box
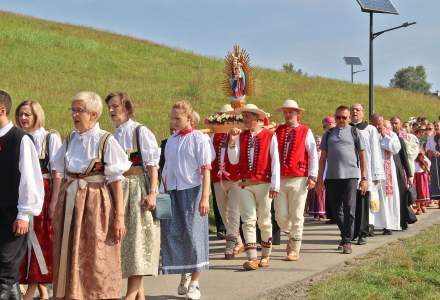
[0,11,438,137]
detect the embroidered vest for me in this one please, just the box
[239,128,273,182]
[276,124,309,177]
[211,133,239,182]
[39,129,59,174]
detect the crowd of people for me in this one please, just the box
[0,89,439,300]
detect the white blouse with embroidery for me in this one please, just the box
[112,119,160,167]
[52,123,131,183]
[30,127,62,168]
[163,130,212,191]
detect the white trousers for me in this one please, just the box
[213,181,242,243]
[240,183,272,259]
[274,177,308,241]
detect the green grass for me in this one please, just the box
[1,11,439,139]
[307,225,440,300]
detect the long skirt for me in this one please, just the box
[121,174,160,278]
[20,178,53,284]
[161,185,209,274]
[306,187,326,217]
[53,179,121,299]
[429,156,440,199]
[415,172,430,203]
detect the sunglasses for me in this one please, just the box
[335,116,348,120]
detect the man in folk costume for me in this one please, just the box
[273,99,318,261]
[228,104,280,271]
[370,114,402,234]
[211,104,244,259]
[0,90,44,299]
[349,104,384,244]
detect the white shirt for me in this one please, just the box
[52,123,131,183]
[113,119,160,167]
[163,130,212,191]
[0,122,44,221]
[415,156,431,173]
[228,128,281,191]
[31,127,62,168]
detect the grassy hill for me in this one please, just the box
[1,11,438,138]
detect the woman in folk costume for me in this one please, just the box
[371,115,401,234]
[105,92,160,300]
[210,104,244,259]
[414,149,431,214]
[161,101,211,300]
[50,91,131,299]
[15,100,62,300]
[426,121,440,206]
[228,104,280,271]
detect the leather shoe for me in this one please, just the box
[243,260,259,271]
[357,236,367,245]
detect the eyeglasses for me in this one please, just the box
[335,116,348,120]
[69,107,89,114]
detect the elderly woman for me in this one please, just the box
[161,101,211,300]
[15,100,62,300]
[50,91,131,299]
[105,92,160,300]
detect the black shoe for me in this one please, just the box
[9,283,22,300]
[326,220,336,224]
[357,236,367,245]
[342,243,352,254]
[383,229,392,235]
[216,231,226,240]
[367,225,375,237]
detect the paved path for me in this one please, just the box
[138,208,440,299]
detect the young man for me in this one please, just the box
[228,104,280,271]
[349,104,384,244]
[274,99,318,261]
[0,90,44,298]
[316,105,368,254]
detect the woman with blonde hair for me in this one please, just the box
[15,100,62,300]
[105,92,160,300]
[50,91,131,299]
[161,101,212,300]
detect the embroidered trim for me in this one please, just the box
[260,239,272,248]
[245,243,257,250]
[162,261,209,270]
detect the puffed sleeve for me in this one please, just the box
[139,126,160,167]
[51,142,67,176]
[196,132,212,171]
[104,135,132,183]
[17,135,44,221]
[48,132,63,169]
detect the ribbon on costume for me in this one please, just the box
[56,175,105,298]
[26,219,48,279]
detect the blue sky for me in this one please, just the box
[1,0,439,90]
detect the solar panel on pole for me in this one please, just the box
[344,57,362,66]
[356,0,399,15]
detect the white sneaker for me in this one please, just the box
[186,283,201,300]
[177,273,191,295]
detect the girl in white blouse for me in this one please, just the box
[50,91,131,299]
[161,101,212,300]
[105,92,160,300]
[15,100,62,300]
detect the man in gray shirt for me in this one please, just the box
[316,105,368,254]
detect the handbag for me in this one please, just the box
[406,185,417,206]
[407,205,418,224]
[134,125,172,220]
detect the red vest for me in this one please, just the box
[276,124,309,177]
[211,133,240,182]
[239,128,274,182]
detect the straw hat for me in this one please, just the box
[235,103,267,119]
[217,104,234,113]
[276,99,304,112]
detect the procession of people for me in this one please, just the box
[1,87,439,300]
